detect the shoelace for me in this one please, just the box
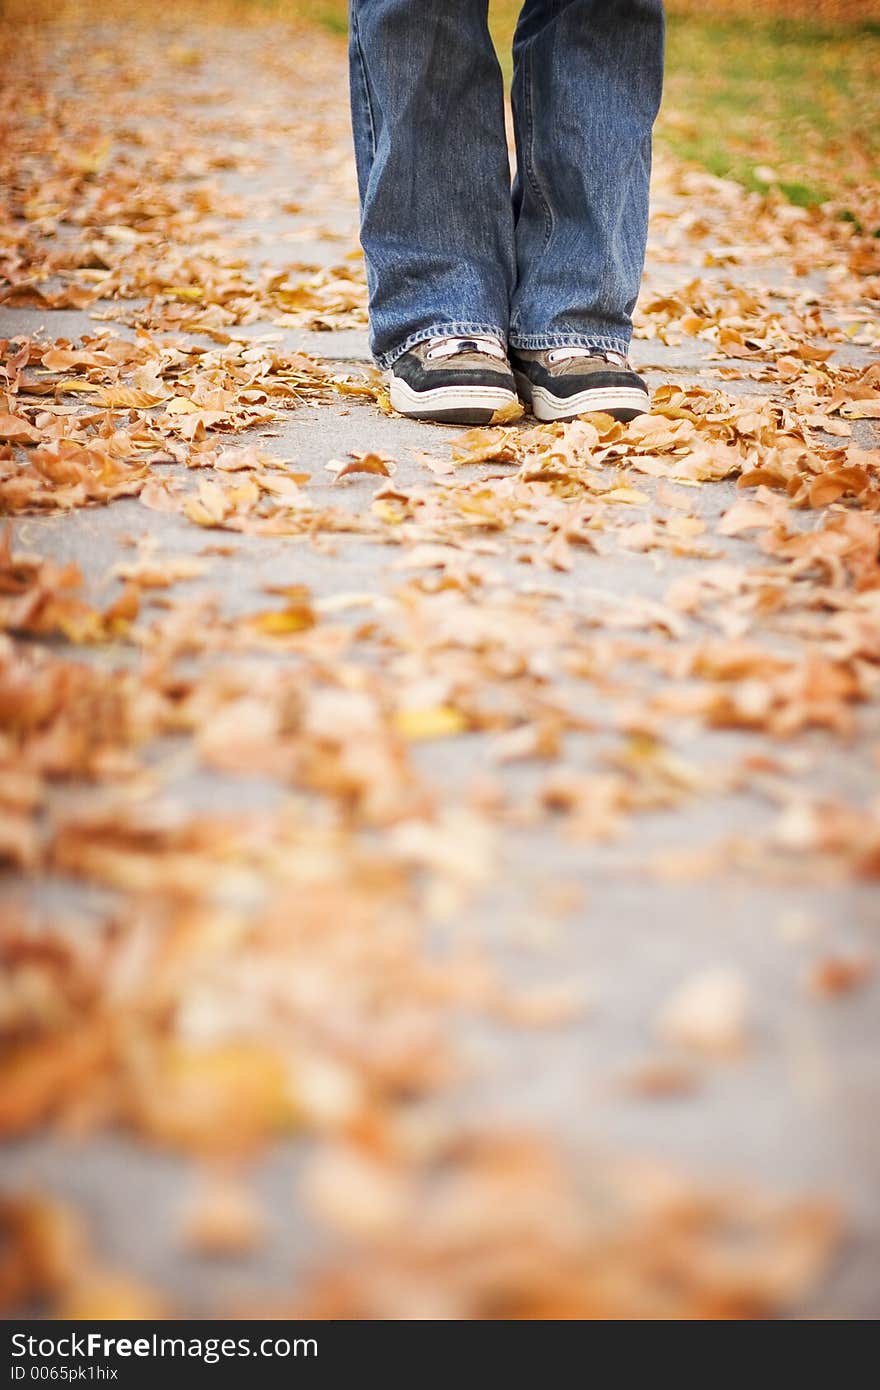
[546,347,627,366]
[425,335,507,362]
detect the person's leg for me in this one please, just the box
[349,0,516,369]
[508,0,665,357]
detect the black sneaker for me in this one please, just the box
[511,346,650,422]
[389,335,519,424]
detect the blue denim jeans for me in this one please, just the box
[349,1,665,368]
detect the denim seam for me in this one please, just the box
[378,322,508,371]
[509,44,554,337]
[351,9,378,163]
[509,332,632,356]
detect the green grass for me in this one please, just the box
[311,5,345,34]
[659,16,880,222]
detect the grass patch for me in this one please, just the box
[312,5,345,34]
[659,15,880,219]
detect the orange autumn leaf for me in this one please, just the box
[0,413,40,444]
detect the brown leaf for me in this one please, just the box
[330,451,394,482]
[806,953,874,998]
[0,413,40,444]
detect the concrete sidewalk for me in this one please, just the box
[2,12,878,1317]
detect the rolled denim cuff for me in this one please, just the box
[376,321,509,371]
[508,331,632,358]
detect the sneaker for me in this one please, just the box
[389,335,519,424]
[511,346,650,422]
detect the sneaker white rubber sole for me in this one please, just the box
[389,375,519,425]
[519,379,649,424]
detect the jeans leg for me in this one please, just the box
[349,0,516,368]
[509,0,665,355]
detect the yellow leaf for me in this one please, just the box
[94,386,168,409]
[70,140,111,174]
[59,1271,168,1321]
[489,399,525,424]
[393,706,467,740]
[602,487,650,505]
[249,606,315,635]
[183,479,231,526]
[53,380,101,395]
[161,286,205,302]
[128,1042,296,1152]
[371,500,405,524]
[166,43,201,66]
